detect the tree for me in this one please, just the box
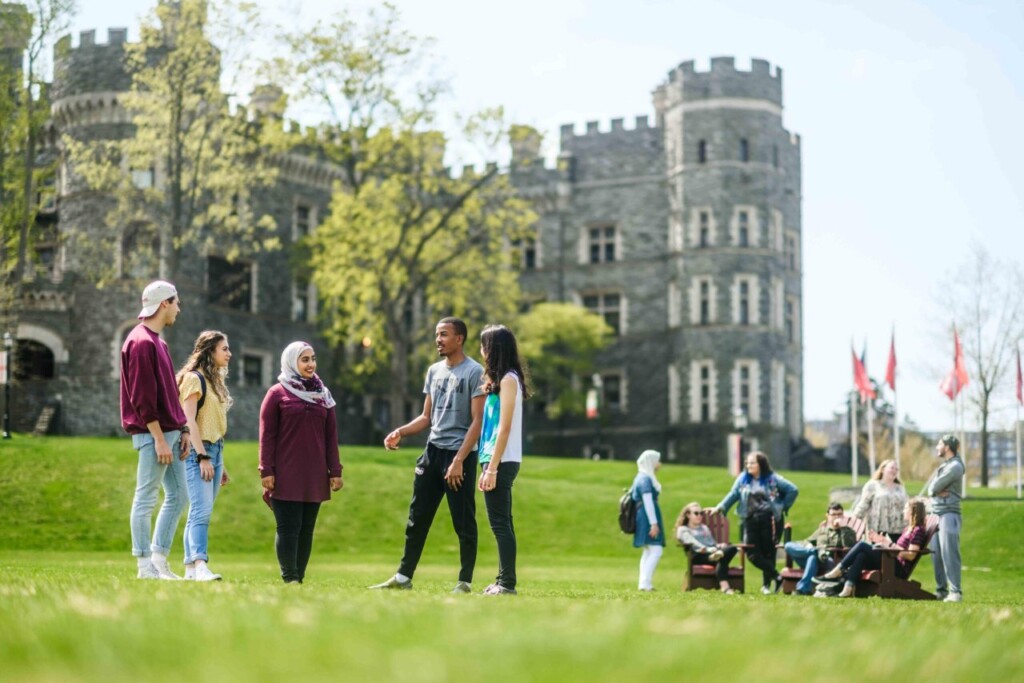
[0,0,73,318]
[940,244,1024,486]
[517,303,613,419]
[280,5,536,419]
[64,0,279,287]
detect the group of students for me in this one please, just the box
[122,279,529,594]
[628,439,965,602]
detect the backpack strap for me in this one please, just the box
[193,370,207,412]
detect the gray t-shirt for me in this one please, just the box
[422,356,485,450]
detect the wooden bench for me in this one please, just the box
[680,509,745,593]
[853,514,940,600]
[779,514,864,595]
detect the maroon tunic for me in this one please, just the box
[258,384,342,503]
[120,324,187,434]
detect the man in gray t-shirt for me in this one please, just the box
[370,317,485,593]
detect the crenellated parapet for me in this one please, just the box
[559,115,656,142]
[657,57,783,109]
[52,29,131,103]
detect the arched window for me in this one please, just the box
[14,340,55,380]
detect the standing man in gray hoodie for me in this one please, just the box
[926,434,964,602]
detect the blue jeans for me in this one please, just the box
[784,541,833,594]
[932,512,962,596]
[183,440,224,564]
[130,431,186,557]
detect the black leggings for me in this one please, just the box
[743,519,779,587]
[483,462,520,589]
[692,546,739,583]
[839,540,908,584]
[271,499,321,583]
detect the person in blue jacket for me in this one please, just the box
[631,449,665,591]
[715,451,799,540]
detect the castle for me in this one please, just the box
[5,20,803,463]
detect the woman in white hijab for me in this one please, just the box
[258,341,343,583]
[630,449,665,591]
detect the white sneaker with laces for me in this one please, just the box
[151,558,183,581]
[943,592,963,603]
[184,566,196,581]
[137,563,160,580]
[194,564,222,582]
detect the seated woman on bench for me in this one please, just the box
[816,498,927,598]
[674,502,739,594]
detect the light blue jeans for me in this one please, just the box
[932,512,962,596]
[784,542,835,594]
[130,431,186,557]
[183,440,224,564]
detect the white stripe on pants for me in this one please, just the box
[638,544,663,590]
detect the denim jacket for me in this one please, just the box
[716,472,799,521]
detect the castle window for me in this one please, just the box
[731,275,759,326]
[689,276,716,325]
[738,211,749,247]
[700,280,711,325]
[689,359,717,423]
[512,235,538,270]
[598,371,626,412]
[240,353,269,387]
[293,274,313,323]
[294,203,312,239]
[586,225,617,264]
[740,138,749,163]
[668,364,681,424]
[733,359,760,422]
[699,211,710,247]
[208,256,254,312]
[13,339,55,381]
[784,231,799,271]
[583,292,623,335]
[698,139,707,164]
[739,282,750,325]
[785,296,799,344]
[772,144,779,169]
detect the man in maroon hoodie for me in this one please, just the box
[121,280,191,579]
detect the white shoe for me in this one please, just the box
[451,581,471,594]
[151,558,183,581]
[137,563,160,580]
[184,566,196,581]
[194,564,222,582]
[943,592,962,603]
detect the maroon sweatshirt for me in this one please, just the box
[120,324,187,435]
[258,384,342,503]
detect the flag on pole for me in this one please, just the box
[940,326,969,400]
[852,345,875,403]
[1016,346,1022,406]
[885,330,897,391]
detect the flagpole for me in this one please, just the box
[866,397,876,474]
[1016,400,1021,500]
[893,388,901,470]
[851,391,859,485]
[959,387,967,498]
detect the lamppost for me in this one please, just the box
[732,407,748,474]
[3,332,12,439]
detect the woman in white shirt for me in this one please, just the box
[477,324,530,596]
[852,459,908,542]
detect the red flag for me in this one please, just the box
[1016,346,1022,406]
[885,331,897,391]
[852,346,875,403]
[939,327,969,400]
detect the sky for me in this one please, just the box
[71,0,1024,432]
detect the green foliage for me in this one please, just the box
[0,436,1023,681]
[518,302,613,418]
[63,0,280,286]
[278,5,536,401]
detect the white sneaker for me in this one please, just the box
[151,558,183,581]
[184,566,196,581]
[194,564,222,582]
[137,563,160,580]
[943,592,963,603]
[451,581,471,594]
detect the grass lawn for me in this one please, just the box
[1,436,1022,682]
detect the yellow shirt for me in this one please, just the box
[178,371,228,443]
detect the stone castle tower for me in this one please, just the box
[514,57,803,465]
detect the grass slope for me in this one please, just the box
[1,436,1023,682]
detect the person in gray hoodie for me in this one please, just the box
[926,434,964,603]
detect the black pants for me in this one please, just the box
[398,444,478,583]
[271,499,321,583]
[693,545,739,583]
[483,462,520,589]
[839,541,908,583]
[743,518,779,587]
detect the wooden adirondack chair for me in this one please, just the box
[681,509,745,593]
[779,514,864,594]
[854,514,940,600]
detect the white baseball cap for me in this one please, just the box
[138,280,178,319]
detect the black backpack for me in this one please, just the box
[618,488,637,534]
[193,370,208,411]
[744,490,776,551]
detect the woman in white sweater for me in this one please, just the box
[852,459,908,542]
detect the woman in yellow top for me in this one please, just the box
[176,330,233,581]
